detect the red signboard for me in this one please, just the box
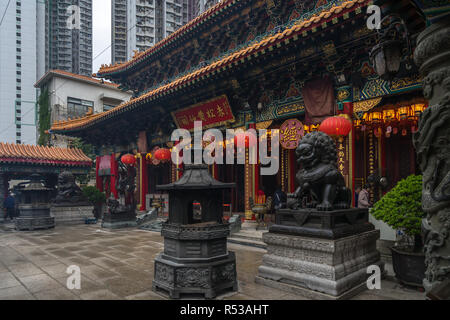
[172,95,235,131]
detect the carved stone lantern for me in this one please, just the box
[15,174,55,231]
[152,164,237,299]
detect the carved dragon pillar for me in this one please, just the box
[413,19,450,293]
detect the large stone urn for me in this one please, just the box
[152,164,238,299]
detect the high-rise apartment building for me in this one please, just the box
[0,0,45,145]
[46,0,93,76]
[192,0,219,17]
[111,0,190,64]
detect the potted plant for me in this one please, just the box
[82,186,106,219]
[371,174,426,287]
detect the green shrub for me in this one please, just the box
[82,186,106,204]
[372,175,424,236]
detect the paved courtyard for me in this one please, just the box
[0,223,424,300]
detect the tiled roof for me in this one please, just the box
[0,143,92,166]
[51,0,368,133]
[96,0,241,77]
[35,70,121,89]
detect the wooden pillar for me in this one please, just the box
[289,149,296,193]
[136,153,148,211]
[95,156,103,192]
[368,131,375,204]
[244,147,253,220]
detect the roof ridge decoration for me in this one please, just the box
[52,0,369,133]
[0,142,92,166]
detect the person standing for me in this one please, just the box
[355,186,361,207]
[3,193,15,222]
[273,186,287,210]
[358,185,371,209]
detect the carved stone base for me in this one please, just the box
[101,210,137,229]
[152,252,238,299]
[272,208,374,239]
[257,230,384,299]
[15,216,55,231]
[50,206,95,225]
[15,204,55,231]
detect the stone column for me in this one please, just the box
[413,19,450,293]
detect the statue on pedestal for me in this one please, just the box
[288,131,351,211]
[53,171,89,206]
[103,160,137,229]
[256,131,382,299]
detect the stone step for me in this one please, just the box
[228,236,267,250]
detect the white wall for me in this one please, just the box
[45,75,131,147]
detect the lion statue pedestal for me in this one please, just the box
[101,160,137,229]
[256,132,384,299]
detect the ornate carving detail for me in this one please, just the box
[161,223,230,240]
[353,97,383,113]
[212,263,236,285]
[422,210,450,287]
[413,19,450,293]
[176,268,210,288]
[422,67,450,100]
[154,262,174,285]
[414,24,450,68]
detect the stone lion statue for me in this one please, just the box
[288,131,351,211]
[54,171,87,205]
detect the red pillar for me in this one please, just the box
[140,154,148,211]
[289,149,296,193]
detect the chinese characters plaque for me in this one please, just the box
[280,119,304,149]
[172,95,235,131]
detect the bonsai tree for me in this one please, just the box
[371,175,425,251]
[82,186,106,218]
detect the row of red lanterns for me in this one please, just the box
[120,148,172,166]
[119,116,352,167]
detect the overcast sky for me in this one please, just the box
[92,0,112,74]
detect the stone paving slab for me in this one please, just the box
[0,224,425,300]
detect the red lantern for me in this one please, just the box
[154,148,172,162]
[121,154,136,166]
[234,132,257,148]
[319,116,352,137]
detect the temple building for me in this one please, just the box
[49,0,427,219]
[0,142,92,200]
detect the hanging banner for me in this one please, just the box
[172,95,235,131]
[280,118,304,150]
[98,155,112,176]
